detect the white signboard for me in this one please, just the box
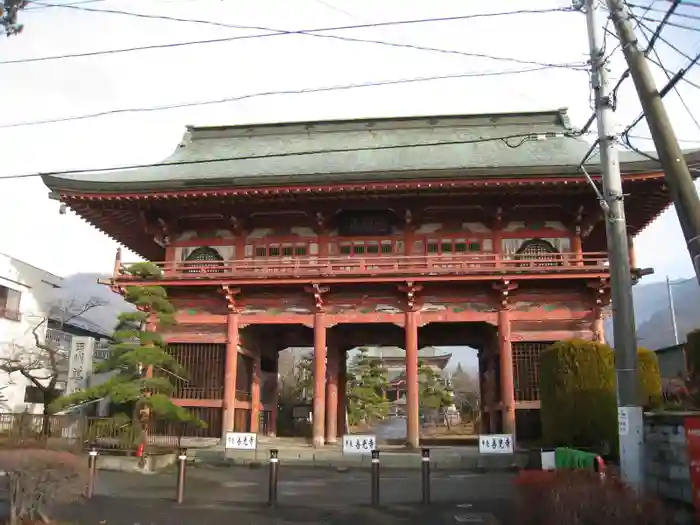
[225,432,257,450]
[478,434,514,455]
[618,407,630,436]
[342,434,377,455]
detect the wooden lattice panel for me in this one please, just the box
[512,341,554,401]
[165,343,226,399]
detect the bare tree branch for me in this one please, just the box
[0,295,108,412]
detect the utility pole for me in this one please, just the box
[666,276,679,345]
[585,0,643,491]
[606,0,700,285]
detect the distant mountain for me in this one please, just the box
[51,273,134,335]
[605,277,700,350]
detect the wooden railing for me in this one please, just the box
[117,252,609,281]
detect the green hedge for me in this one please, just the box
[540,339,617,452]
[637,347,662,409]
[540,339,663,452]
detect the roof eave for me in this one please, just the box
[41,157,668,195]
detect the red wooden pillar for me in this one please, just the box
[498,308,516,436]
[593,307,606,343]
[628,235,637,268]
[572,226,583,266]
[405,310,420,449]
[269,356,279,437]
[337,350,347,437]
[223,313,239,435]
[250,354,261,433]
[312,312,327,447]
[326,346,339,444]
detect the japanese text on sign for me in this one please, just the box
[342,434,377,455]
[478,434,514,455]
[618,407,630,436]
[224,432,257,450]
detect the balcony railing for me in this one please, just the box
[117,252,609,281]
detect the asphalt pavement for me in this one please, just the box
[52,465,514,524]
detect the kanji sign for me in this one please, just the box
[224,432,257,450]
[478,434,514,455]
[342,434,377,455]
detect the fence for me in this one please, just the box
[0,413,183,454]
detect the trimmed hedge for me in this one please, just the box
[540,339,663,452]
[637,347,662,409]
[540,339,617,452]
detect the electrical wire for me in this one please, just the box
[579,0,657,135]
[628,2,700,23]
[0,131,582,181]
[24,0,102,10]
[0,66,566,129]
[2,7,584,66]
[635,14,700,136]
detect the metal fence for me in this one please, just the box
[0,413,183,453]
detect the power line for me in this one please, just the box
[0,131,582,181]
[635,10,700,136]
[634,13,700,32]
[0,66,564,129]
[628,2,700,23]
[579,0,658,134]
[1,7,584,66]
[25,0,102,10]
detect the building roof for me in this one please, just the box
[41,109,677,194]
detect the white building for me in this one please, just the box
[0,252,62,414]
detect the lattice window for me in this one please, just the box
[184,246,224,273]
[515,239,561,267]
[512,342,554,401]
[163,343,225,399]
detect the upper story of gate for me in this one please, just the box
[41,109,688,286]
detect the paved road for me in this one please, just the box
[372,417,408,440]
[0,465,513,524]
[57,465,513,524]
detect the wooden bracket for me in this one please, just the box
[586,278,611,307]
[305,283,330,312]
[221,285,241,313]
[492,279,518,308]
[398,281,423,311]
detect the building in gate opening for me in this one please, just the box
[42,109,695,447]
[362,346,451,405]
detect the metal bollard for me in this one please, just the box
[87,445,98,500]
[421,448,431,505]
[176,448,188,504]
[371,449,380,506]
[268,449,279,506]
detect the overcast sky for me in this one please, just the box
[0,0,699,282]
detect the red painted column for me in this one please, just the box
[223,313,239,435]
[312,312,327,447]
[498,308,516,436]
[405,310,420,449]
[326,346,339,444]
[337,350,347,437]
[572,226,583,266]
[250,354,261,433]
[593,307,606,343]
[628,235,637,268]
[269,356,279,437]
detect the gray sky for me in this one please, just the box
[0,0,699,286]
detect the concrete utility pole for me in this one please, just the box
[666,276,679,345]
[606,0,700,285]
[584,0,643,491]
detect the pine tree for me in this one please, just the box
[293,352,314,401]
[51,262,200,447]
[347,347,389,425]
[418,359,453,421]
